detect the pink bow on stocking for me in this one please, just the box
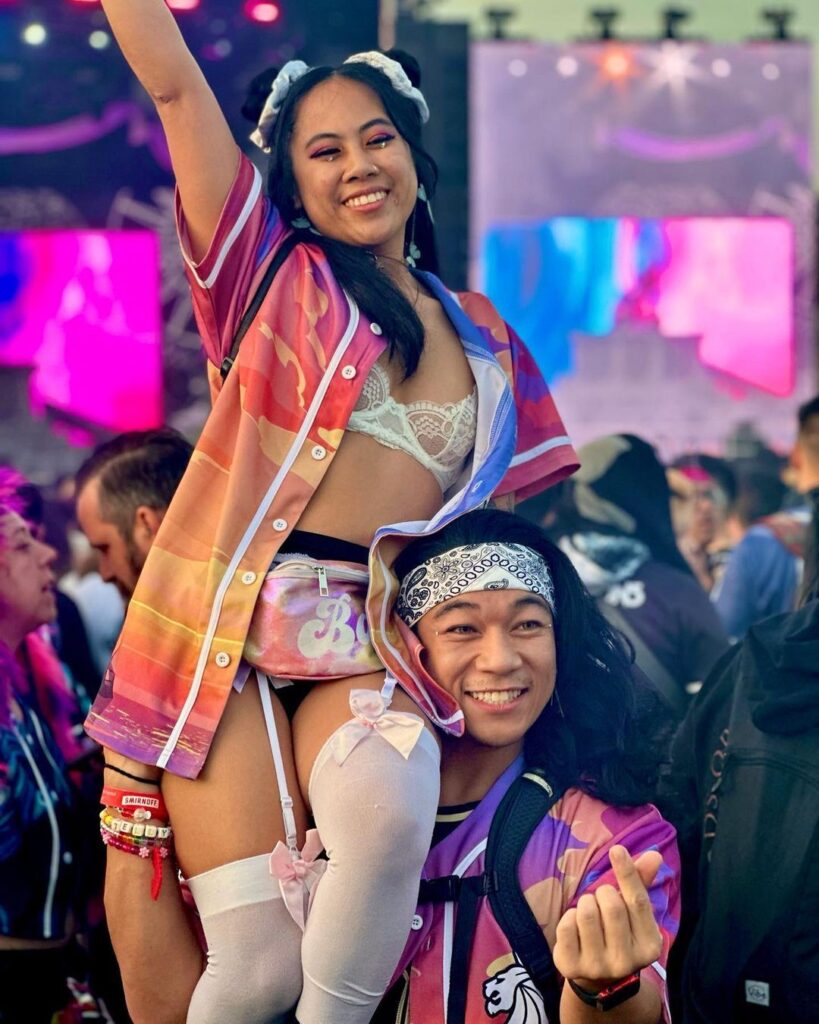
[269,828,326,931]
[330,689,425,765]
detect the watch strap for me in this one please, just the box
[567,972,641,1011]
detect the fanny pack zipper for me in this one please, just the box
[270,556,369,596]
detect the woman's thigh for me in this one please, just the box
[291,672,441,809]
[163,681,308,877]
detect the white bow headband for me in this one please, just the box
[250,51,430,152]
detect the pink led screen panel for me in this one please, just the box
[483,217,795,397]
[0,230,162,431]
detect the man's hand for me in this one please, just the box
[553,845,664,992]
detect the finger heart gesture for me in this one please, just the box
[553,845,664,990]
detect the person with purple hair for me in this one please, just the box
[0,469,87,1020]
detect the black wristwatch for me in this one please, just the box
[567,973,641,1012]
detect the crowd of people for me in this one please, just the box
[2,1,818,1021]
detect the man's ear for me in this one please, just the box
[133,505,165,551]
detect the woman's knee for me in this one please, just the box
[309,725,440,870]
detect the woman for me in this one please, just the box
[376,509,679,1023]
[0,477,85,1020]
[552,435,728,715]
[84,4,578,1023]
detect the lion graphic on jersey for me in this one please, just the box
[482,960,548,1023]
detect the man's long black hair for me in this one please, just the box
[395,508,670,807]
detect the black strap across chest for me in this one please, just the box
[417,767,564,1024]
[219,232,301,381]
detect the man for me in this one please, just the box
[75,428,192,599]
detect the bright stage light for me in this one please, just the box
[167,0,200,10]
[600,48,634,81]
[244,0,281,24]
[508,59,527,77]
[762,62,780,81]
[22,22,48,45]
[711,58,731,78]
[556,55,579,77]
[89,29,110,49]
[642,42,704,98]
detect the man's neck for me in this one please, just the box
[439,737,522,806]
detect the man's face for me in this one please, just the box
[415,589,556,757]
[76,478,147,599]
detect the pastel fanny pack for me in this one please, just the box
[243,556,383,680]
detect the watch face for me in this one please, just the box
[596,974,642,1011]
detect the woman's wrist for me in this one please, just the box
[103,751,162,789]
[570,976,623,996]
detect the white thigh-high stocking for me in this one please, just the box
[296,720,440,1024]
[186,853,303,1024]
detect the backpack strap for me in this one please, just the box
[599,599,687,717]
[446,873,498,1024]
[219,232,300,380]
[417,767,563,1024]
[486,767,564,1018]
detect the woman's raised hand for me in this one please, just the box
[100,0,238,260]
[553,845,664,991]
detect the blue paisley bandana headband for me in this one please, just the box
[251,51,430,151]
[395,542,556,629]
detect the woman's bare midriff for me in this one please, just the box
[297,433,449,546]
[299,293,475,546]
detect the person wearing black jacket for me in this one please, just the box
[665,550,819,1023]
[552,435,729,717]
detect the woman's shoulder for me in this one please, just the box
[449,287,512,341]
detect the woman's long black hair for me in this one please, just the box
[394,509,670,807]
[243,50,438,378]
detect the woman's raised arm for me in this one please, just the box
[101,0,239,260]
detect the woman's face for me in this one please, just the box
[289,76,418,261]
[0,512,57,642]
[416,588,556,756]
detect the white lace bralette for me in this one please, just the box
[346,361,477,492]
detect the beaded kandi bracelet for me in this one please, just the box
[100,809,174,900]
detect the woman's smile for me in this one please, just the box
[291,77,418,260]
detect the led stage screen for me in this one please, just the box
[482,217,794,398]
[0,230,163,432]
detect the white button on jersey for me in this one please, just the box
[241,571,257,585]
[369,322,383,335]
[272,518,288,532]
[410,914,424,931]
[341,365,356,380]
[215,652,231,668]
[311,445,327,460]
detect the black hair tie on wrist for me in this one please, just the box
[104,762,161,787]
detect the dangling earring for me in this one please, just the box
[405,183,430,268]
[417,183,434,224]
[292,215,311,230]
[405,205,420,268]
